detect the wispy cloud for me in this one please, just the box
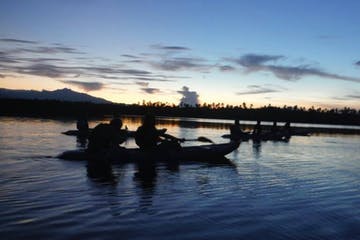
[219,65,235,72]
[317,35,338,40]
[22,57,65,62]
[121,54,140,58]
[0,38,38,44]
[150,44,190,51]
[236,85,281,95]
[150,57,211,71]
[9,46,84,55]
[229,54,283,67]
[17,63,70,78]
[141,87,161,94]
[0,51,20,63]
[135,81,149,87]
[80,66,151,76]
[345,94,360,99]
[61,80,104,91]
[229,53,360,83]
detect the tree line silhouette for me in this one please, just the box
[1,98,359,126]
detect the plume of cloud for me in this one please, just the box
[61,80,104,91]
[177,86,199,106]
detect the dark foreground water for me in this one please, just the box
[0,117,359,239]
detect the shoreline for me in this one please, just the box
[1,114,360,135]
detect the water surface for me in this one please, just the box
[0,117,359,239]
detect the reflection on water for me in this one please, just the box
[252,141,262,159]
[86,161,117,185]
[0,116,359,239]
[134,159,157,190]
[76,135,88,148]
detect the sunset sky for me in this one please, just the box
[1,0,360,109]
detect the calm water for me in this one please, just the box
[0,117,359,239]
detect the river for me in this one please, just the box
[0,116,359,239]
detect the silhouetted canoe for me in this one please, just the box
[62,128,167,138]
[57,141,240,163]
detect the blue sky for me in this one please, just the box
[1,0,360,108]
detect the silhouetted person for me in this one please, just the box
[283,121,291,137]
[271,121,278,134]
[252,120,262,136]
[230,119,246,141]
[87,117,127,153]
[76,116,89,136]
[135,114,182,150]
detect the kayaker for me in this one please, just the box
[230,119,245,141]
[135,114,183,150]
[271,121,278,134]
[252,120,262,136]
[76,116,89,136]
[283,121,291,137]
[87,117,127,153]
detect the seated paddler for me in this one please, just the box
[229,119,247,141]
[87,117,127,153]
[135,113,184,150]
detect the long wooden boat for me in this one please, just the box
[58,141,239,164]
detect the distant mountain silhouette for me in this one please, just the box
[0,88,111,104]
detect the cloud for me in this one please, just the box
[117,76,173,82]
[120,54,144,63]
[82,67,151,75]
[17,63,69,78]
[177,86,199,106]
[121,54,139,58]
[25,57,65,62]
[219,65,235,72]
[0,74,5,78]
[0,51,20,63]
[0,38,38,44]
[355,61,360,66]
[150,57,210,71]
[265,65,360,82]
[236,85,280,95]
[230,54,283,67]
[317,35,338,40]
[344,94,360,99]
[150,44,190,51]
[11,46,84,55]
[229,53,360,83]
[141,87,160,94]
[61,80,104,91]
[135,81,149,87]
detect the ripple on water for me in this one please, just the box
[0,117,360,239]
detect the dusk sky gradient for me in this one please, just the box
[1,0,360,108]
